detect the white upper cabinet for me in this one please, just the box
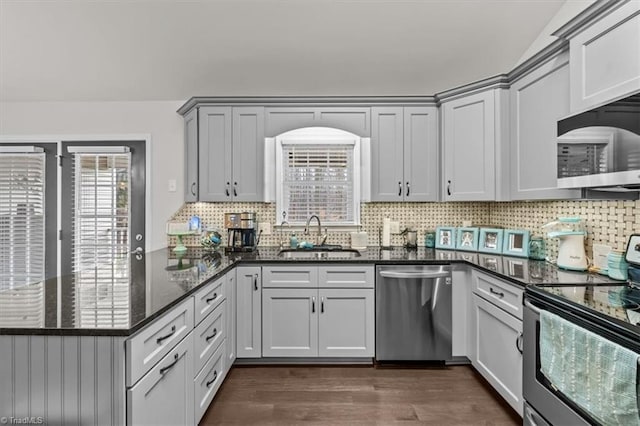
[193,106,265,202]
[509,51,581,200]
[441,88,509,201]
[264,107,371,137]
[370,106,439,201]
[559,0,640,113]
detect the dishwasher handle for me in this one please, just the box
[379,270,451,279]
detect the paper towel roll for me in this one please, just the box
[382,218,391,247]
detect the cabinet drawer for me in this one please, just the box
[194,276,225,325]
[472,270,523,320]
[194,301,226,376]
[126,297,194,386]
[194,340,226,424]
[263,266,318,288]
[318,265,374,288]
[127,333,194,426]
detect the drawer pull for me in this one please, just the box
[489,287,505,298]
[205,328,218,343]
[205,293,218,303]
[206,371,218,388]
[159,353,179,375]
[156,325,176,344]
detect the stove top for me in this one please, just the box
[533,282,640,329]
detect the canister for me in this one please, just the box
[425,231,435,248]
[528,236,546,261]
[607,250,628,281]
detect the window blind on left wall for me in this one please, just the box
[0,150,46,327]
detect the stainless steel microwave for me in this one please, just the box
[557,92,640,189]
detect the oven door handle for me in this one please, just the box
[524,299,542,315]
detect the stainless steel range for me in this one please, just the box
[523,234,640,425]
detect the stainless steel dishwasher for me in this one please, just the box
[376,265,452,362]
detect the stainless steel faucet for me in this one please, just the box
[305,215,327,246]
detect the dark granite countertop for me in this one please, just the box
[0,246,617,336]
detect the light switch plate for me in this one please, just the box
[260,222,272,235]
[168,179,177,192]
[390,221,400,234]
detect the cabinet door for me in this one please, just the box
[226,271,237,366]
[232,107,265,201]
[568,1,640,112]
[318,288,374,357]
[198,106,232,201]
[184,108,198,202]
[371,107,404,201]
[127,334,194,426]
[510,52,580,200]
[442,91,496,201]
[236,266,262,358]
[472,294,523,416]
[403,106,439,201]
[262,288,318,357]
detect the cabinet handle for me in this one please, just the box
[406,182,410,197]
[489,287,505,298]
[190,182,197,196]
[516,332,523,354]
[156,325,176,344]
[312,297,316,313]
[321,297,325,313]
[225,182,230,196]
[398,181,402,197]
[159,353,179,375]
[205,293,217,304]
[233,182,238,197]
[206,371,218,388]
[254,274,258,291]
[447,180,451,196]
[206,328,218,343]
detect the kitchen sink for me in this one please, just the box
[277,247,361,260]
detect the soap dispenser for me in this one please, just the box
[290,232,298,249]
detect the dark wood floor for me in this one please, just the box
[199,365,521,425]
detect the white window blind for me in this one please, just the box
[0,151,45,290]
[279,141,358,225]
[0,150,45,327]
[71,151,131,328]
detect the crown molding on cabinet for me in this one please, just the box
[507,39,568,84]
[434,75,510,105]
[552,0,631,39]
[177,96,437,116]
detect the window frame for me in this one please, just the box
[274,127,362,227]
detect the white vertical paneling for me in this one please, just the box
[14,337,29,416]
[29,336,46,418]
[46,336,63,422]
[62,336,80,425]
[0,336,14,416]
[79,337,96,424]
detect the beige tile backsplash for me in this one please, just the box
[171,200,639,260]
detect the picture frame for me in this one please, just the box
[455,227,479,251]
[502,229,530,258]
[478,228,504,254]
[435,227,456,250]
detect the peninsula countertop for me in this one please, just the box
[0,246,617,336]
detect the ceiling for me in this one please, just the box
[0,0,571,102]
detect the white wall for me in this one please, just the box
[0,100,186,251]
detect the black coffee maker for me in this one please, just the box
[225,212,258,252]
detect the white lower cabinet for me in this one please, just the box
[194,341,226,423]
[263,288,318,357]
[127,334,194,426]
[225,270,237,366]
[262,265,375,358]
[236,266,262,358]
[318,288,374,357]
[472,292,523,416]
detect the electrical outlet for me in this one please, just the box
[260,222,272,235]
[391,221,400,234]
[168,179,177,192]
